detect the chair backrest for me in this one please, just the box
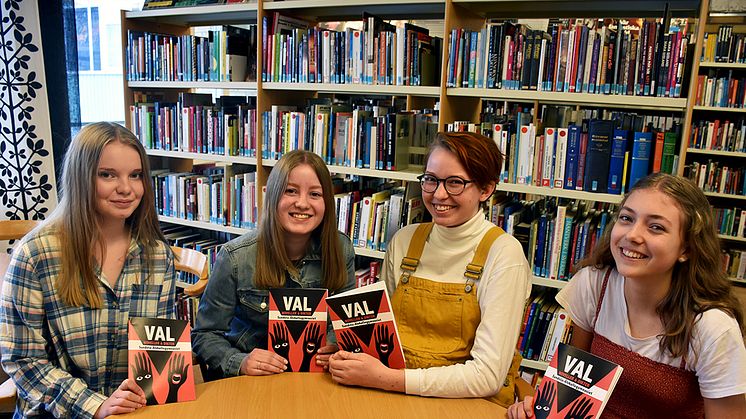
[0,220,39,241]
[0,220,40,278]
[171,246,209,297]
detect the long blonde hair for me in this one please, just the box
[254,150,347,291]
[50,122,166,308]
[578,173,744,358]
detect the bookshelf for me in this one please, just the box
[122,0,709,371]
[681,0,746,284]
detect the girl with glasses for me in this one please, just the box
[329,131,531,404]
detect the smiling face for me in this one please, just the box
[277,163,325,242]
[95,141,144,228]
[610,188,687,285]
[422,147,493,228]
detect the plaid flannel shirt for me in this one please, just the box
[0,229,175,418]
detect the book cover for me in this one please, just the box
[583,119,613,193]
[628,131,653,191]
[607,129,628,195]
[128,318,196,405]
[532,343,623,418]
[268,288,329,372]
[326,281,405,369]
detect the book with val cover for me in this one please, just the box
[268,288,328,372]
[128,318,196,405]
[326,281,405,369]
[532,343,623,419]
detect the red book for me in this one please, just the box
[533,343,623,418]
[326,281,405,369]
[268,288,329,372]
[128,318,196,405]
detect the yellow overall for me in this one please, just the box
[391,223,520,406]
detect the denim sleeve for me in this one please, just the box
[191,247,246,377]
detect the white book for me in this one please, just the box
[542,127,556,187]
[553,128,568,189]
[549,204,567,280]
[545,307,569,362]
[357,196,372,247]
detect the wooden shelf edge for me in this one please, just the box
[129,81,258,90]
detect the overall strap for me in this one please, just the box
[464,226,505,281]
[400,223,434,275]
[592,267,614,330]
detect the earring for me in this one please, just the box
[678,256,688,263]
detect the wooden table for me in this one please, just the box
[123,373,506,418]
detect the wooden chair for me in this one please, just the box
[0,219,40,413]
[171,246,210,384]
[171,246,209,297]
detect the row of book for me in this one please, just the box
[131,92,257,157]
[517,289,573,362]
[693,71,746,108]
[489,195,612,281]
[684,160,746,196]
[713,206,746,239]
[261,101,438,171]
[334,182,426,252]
[262,12,442,86]
[451,106,683,195]
[153,167,260,229]
[446,18,691,98]
[701,25,746,64]
[723,248,746,281]
[126,26,258,82]
[688,116,746,153]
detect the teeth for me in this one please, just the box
[621,248,646,259]
[434,205,453,211]
[291,214,310,219]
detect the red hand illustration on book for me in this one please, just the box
[338,330,363,353]
[300,323,322,372]
[166,353,189,403]
[564,396,593,419]
[131,352,157,405]
[373,323,394,367]
[534,379,556,419]
[270,322,293,371]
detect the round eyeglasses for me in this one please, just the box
[417,174,474,196]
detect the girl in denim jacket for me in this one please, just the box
[192,150,356,379]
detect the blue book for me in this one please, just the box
[583,119,614,193]
[533,214,548,276]
[564,124,580,190]
[607,129,629,194]
[628,131,653,191]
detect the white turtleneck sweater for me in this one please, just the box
[382,210,531,398]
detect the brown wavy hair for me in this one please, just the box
[578,172,744,358]
[51,122,166,308]
[254,150,347,291]
[426,131,504,203]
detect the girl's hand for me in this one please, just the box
[315,344,338,370]
[93,378,147,419]
[506,396,535,419]
[328,350,404,392]
[239,348,288,376]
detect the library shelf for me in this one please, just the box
[692,106,746,114]
[128,81,258,90]
[531,276,568,289]
[703,192,746,201]
[698,62,746,69]
[125,3,258,25]
[447,88,688,112]
[146,149,259,166]
[520,358,549,370]
[686,148,746,158]
[720,234,746,243]
[263,82,441,97]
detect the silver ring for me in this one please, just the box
[257,361,262,369]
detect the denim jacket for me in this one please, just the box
[192,230,356,378]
